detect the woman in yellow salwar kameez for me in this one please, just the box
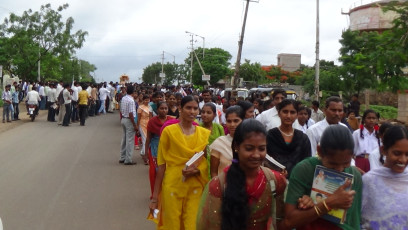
[150,95,210,230]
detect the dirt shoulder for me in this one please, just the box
[0,103,48,134]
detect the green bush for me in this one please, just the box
[361,105,397,120]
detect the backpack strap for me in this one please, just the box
[260,166,277,196]
[260,166,286,228]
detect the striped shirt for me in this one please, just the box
[120,95,136,118]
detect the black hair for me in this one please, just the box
[316,193,323,198]
[360,110,380,148]
[152,91,162,98]
[222,119,267,230]
[378,122,393,164]
[157,101,168,109]
[254,98,262,105]
[325,96,342,108]
[126,85,134,95]
[225,105,244,120]
[272,89,287,99]
[201,89,211,95]
[347,109,356,117]
[142,94,150,100]
[381,125,408,164]
[202,102,216,114]
[319,125,354,157]
[175,92,183,99]
[263,99,273,111]
[298,106,311,128]
[180,95,196,108]
[236,100,253,114]
[276,99,299,113]
[312,100,320,107]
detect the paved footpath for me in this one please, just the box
[0,111,155,230]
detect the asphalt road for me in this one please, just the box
[0,111,155,230]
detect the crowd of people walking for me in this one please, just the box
[113,84,408,230]
[3,80,408,229]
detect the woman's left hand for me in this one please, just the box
[297,195,314,210]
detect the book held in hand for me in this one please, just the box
[265,155,286,170]
[185,151,205,168]
[182,151,205,182]
[310,165,354,224]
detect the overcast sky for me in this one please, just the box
[0,0,365,83]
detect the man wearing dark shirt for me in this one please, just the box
[348,94,360,117]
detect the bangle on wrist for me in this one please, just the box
[314,206,321,216]
[323,200,331,211]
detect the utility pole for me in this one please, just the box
[232,0,258,89]
[186,31,205,84]
[161,51,165,76]
[314,0,320,102]
[188,33,194,84]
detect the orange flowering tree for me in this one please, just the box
[261,65,301,84]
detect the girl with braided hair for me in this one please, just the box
[197,119,286,230]
[352,109,380,172]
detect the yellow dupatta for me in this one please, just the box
[158,124,210,194]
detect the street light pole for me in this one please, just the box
[185,31,205,84]
[161,51,176,84]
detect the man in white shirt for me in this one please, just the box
[26,86,41,105]
[98,84,110,115]
[108,82,116,113]
[56,81,64,96]
[38,83,46,110]
[256,89,302,131]
[26,86,41,116]
[311,100,325,123]
[62,84,73,126]
[71,82,79,122]
[44,83,50,108]
[47,83,57,122]
[306,96,348,156]
[198,89,220,124]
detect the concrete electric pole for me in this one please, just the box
[232,0,258,90]
[314,0,320,102]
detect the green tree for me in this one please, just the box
[339,3,408,93]
[142,62,162,84]
[384,1,408,52]
[339,30,378,95]
[185,47,232,85]
[238,59,266,83]
[141,62,189,85]
[0,3,88,81]
[296,61,344,96]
